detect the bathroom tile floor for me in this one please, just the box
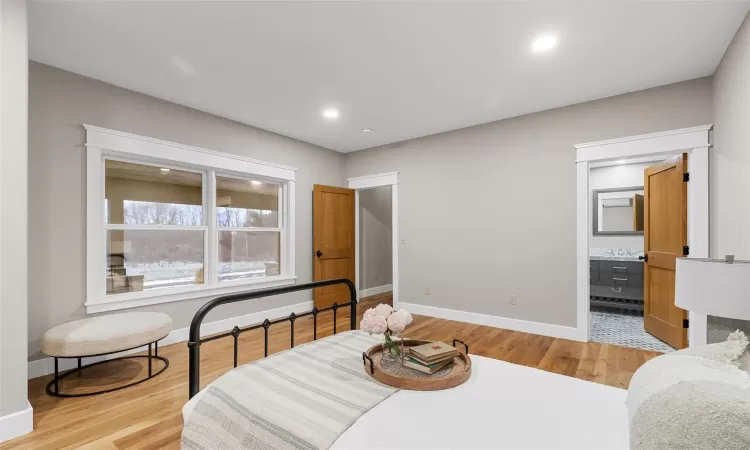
[590,311,675,353]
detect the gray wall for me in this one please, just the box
[346,78,713,327]
[1,0,30,420]
[359,186,392,291]
[28,62,346,361]
[709,13,750,342]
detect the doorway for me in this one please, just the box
[347,172,400,308]
[358,186,393,302]
[574,125,712,348]
[588,155,682,352]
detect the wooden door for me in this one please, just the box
[643,154,688,349]
[313,185,356,308]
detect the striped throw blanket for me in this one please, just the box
[182,331,397,450]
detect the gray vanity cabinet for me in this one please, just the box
[590,260,644,313]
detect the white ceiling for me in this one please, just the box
[29,1,749,153]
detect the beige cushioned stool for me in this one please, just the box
[43,312,172,357]
[42,312,172,397]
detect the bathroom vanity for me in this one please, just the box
[590,256,644,313]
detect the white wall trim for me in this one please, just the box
[576,161,590,342]
[347,171,399,190]
[348,172,400,309]
[0,401,33,443]
[575,125,712,346]
[85,276,297,314]
[359,284,393,299]
[575,125,713,164]
[401,303,583,341]
[29,301,313,380]
[84,124,297,176]
[391,184,399,308]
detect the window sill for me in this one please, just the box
[85,275,298,314]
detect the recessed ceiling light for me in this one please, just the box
[160,168,170,173]
[250,180,262,186]
[531,34,558,54]
[361,128,373,133]
[322,108,340,120]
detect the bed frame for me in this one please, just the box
[187,278,357,399]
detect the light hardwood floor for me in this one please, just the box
[2,292,660,449]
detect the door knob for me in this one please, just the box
[639,254,648,262]
[316,250,323,258]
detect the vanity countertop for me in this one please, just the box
[589,255,643,262]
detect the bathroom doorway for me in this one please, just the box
[575,126,712,350]
[589,157,674,352]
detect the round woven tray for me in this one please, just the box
[362,339,472,391]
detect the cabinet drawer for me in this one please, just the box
[591,284,644,301]
[599,273,643,288]
[599,260,643,275]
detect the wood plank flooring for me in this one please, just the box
[2,293,661,449]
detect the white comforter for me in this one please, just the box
[185,354,628,449]
[332,355,628,449]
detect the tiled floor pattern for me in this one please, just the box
[590,311,674,353]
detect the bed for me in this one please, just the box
[182,279,629,449]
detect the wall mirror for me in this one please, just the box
[593,186,644,235]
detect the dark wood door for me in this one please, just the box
[313,184,356,308]
[643,154,688,349]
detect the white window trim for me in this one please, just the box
[85,125,297,314]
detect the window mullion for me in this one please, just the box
[285,181,295,278]
[207,170,217,285]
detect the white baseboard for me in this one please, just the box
[359,284,393,299]
[400,303,586,342]
[28,301,314,380]
[0,401,33,443]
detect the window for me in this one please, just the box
[216,176,281,282]
[86,125,296,313]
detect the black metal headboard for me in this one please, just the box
[187,278,357,399]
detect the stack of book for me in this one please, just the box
[403,341,459,374]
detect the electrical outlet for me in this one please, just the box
[424,287,431,296]
[510,295,517,305]
[400,237,406,244]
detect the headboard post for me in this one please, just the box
[350,292,357,331]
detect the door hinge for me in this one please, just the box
[683,245,690,256]
[683,172,690,182]
[683,319,689,328]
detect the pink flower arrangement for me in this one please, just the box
[360,303,413,356]
[387,309,413,334]
[360,312,387,334]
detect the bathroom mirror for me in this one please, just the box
[593,186,644,236]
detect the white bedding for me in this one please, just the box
[332,355,628,450]
[185,354,628,449]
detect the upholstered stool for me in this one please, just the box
[42,312,172,397]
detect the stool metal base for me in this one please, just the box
[45,341,169,398]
